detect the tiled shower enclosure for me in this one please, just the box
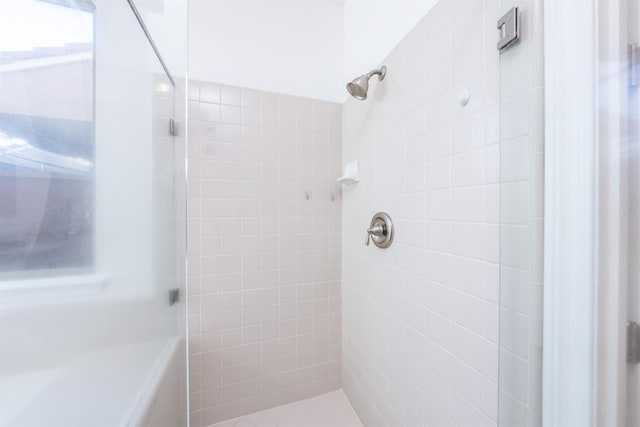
[186,82,343,426]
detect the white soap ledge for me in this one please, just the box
[337,160,359,185]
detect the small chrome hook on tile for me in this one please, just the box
[305,191,311,200]
[331,194,335,202]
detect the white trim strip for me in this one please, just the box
[543,0,597,425]
[0,52,92,73]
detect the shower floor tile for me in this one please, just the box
[208,389,363,427]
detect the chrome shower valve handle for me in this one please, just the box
[364,212,394,249]
[365,224,385,246]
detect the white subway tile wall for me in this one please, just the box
[187,81,343,426]
[341,0,543,426]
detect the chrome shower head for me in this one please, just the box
[346,66,387,100]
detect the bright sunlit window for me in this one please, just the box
[0,0,95,276]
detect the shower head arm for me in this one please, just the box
[366,66,387,81]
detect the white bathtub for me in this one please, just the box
[0,336,185,427]
[0,295,186,427]
[127,337,186,427]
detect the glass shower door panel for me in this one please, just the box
[497,0,544,425]
[0,1,186,425]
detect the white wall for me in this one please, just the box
[344,0,437,83]
[188,0,345,102]
[187,0,437,103]
[95,0,163,298]
[135,0,189,80]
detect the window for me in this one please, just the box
[0,0,95,276]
